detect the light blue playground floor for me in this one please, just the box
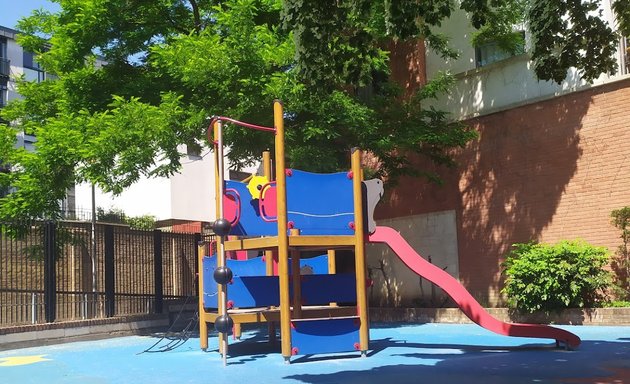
[1,323,628,384]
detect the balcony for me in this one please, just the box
[0,58,9,78]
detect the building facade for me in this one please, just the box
[370,6,630,307]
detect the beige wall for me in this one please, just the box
[367,210,459,307]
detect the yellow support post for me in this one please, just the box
[351,148,369,355]
[197,241,208,350]
[273,100,292,363]
[327,249,338,307]
[327,249,336,274]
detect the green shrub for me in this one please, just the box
[125,215,156,230]
[610,207,630,300]
[604,300,630,308]
[501,240,611,313]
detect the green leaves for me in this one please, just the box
[610,207,630,301]
[528,0,619,83]
[283,0,387,91]
[2,0,479,222]
[502,240,612,313]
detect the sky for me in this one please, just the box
[0,0,60,30]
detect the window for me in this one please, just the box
[23,51,47,82]
[623,36,630,75]
[0,162,9,199]
[475,32,526,68]
[0,78,7,108]
[0,37,8,78]
[186,140,202,158]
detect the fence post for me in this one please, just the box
[153,229,163,313]
[193,233,201,296]
[104,225,115,317]
[43,221,57,323]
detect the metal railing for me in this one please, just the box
[0,221,202,327]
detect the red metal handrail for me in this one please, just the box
[207,116,275,143]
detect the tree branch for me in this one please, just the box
[188,0,202,34]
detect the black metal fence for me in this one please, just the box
[0,221,203,328]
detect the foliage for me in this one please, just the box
[97,207,155,230]
[124,215,156,231]
[613,0,630,38]
[610,207,630,300]
[469,0,527,55]
[285,0,630,86]
[96,207,126,224]
[604,300,630,308]
[501,240,611,313]
[1,0,629,222]
[528,0,622,83]
[0,0,477,222]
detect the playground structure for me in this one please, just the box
[197,100,581,365]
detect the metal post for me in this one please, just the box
[214,120,230,366]
[194,233,202,295]
[104,225,115,317]
[82,293,87,319]
[153,229,163,314]
[197,241,208,350]
[90,184,97,317]
[31,292,37,324]
[43,221,57,323]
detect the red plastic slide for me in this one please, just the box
[368,226,581,349]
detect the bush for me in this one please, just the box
[605,300,630,308]
[125,215,156,230]
[610,207,630,300]
[96,207,155,230]
[501,240,611,313]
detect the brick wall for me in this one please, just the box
[376,77,630,305]
[387,39,426,99]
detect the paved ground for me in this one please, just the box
[0,323,628,384]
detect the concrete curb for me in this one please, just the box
[0,314,170,351]
[370,307,630,326]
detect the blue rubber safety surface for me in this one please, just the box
[1,323,628,384]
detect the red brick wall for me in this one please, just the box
[387,39,427,99]
[376,78,630,305]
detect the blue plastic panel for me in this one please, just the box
[286,170,355,235]
[291,317,361,355]
[203,256,279,309]
[224,170,356,236]
[225,180,278,236]
[206,255,268,277]
[203,254,357,308]
[297,274,357,305]
[289,254,329,275]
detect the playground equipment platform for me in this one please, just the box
[199,100,581,365]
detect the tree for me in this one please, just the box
[1,0,628,222]
[285,0,630,85]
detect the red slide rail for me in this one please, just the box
[368,226,581,349]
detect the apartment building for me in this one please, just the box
[371,6,630,307]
